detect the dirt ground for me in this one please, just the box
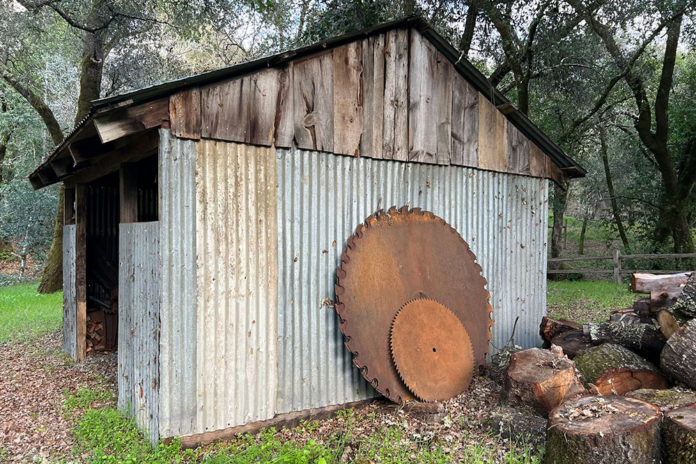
[0,332,116,463]
[0,330,537,463]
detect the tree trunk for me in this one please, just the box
[501,348,586,415]
[550,330,593,358]
[550,184,569,276]
[37,186,64,293]
[574,343,667,395]
[583,321,666,363]
[458,1,478,57]
[578,215,588,255]
[599,127,630,251]
[38,22,105,294]
[663,405,696,464]
[660,321,696,389]
[545,396,661,464]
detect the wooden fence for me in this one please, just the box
[548,251,696,284]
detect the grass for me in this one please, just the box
[0,282,62,342]
[71,406,543,464]
[547,280,635,323]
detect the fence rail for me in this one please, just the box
[548,251,696,284]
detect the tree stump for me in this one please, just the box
[502,348,586,416]
[545,396,662,464]
[583,321,666,362]
[626,388,696,412]
[663,404,696,464]
[657,309,682,340]
[661,321,696,389]
[574,343,667,395]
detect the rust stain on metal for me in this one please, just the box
[390,298,474,402]
[334,206,492,404]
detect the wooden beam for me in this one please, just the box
[94,97,169,144]
[169,88,201,140]
[36,166,58,186]
[75,184,87,362]
[64,187,75,225]
[119,163,138,223]
[63,130,159,187]
[50,155,74,178]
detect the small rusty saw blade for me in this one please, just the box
[335,206,492,404]
[390,298,475,402]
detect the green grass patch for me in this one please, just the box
[0,283,62,342]
[63,388,116,420]
[547,280,634,323]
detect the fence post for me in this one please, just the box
[613,249,622,284]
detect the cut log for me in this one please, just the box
[610,308,642,324]
[501,347,586,416]
[671,273,696,320]
[626,388,696,412]
[651,287,683,312]
[574,343,667,395]
[662,404,696,464]
[657,309,682,340]
[489,406,547,449]
[583,321,666,363]
[661,321,696,389]
[539,316,582,346]
[545,396,661,464]
[631,272,691,293]
[487,346,521,384]
[633,298,651,318]
[550,330,593,358]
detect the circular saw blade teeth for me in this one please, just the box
[335,206,492,404]
[390,298,476,402]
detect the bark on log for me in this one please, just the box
[657,309,682,340]
[489,406,547,449]
[651,288,683,312]
[574,343,667,395]
[631,272,691,293]
[661,321,696,389]
[540,316,582,347]
[626,388,696,412]
[550,330,593,358]
[545,396,662,464]
[662,404,696,464]
[633,298,651,318]
[502,348,586,416]
[671,274,696,320]
[583,321,666,362]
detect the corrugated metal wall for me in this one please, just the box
[158,129,198,437]
[276,147,548,413]
[62,225,77,360]
[194,140,278,432]
[118,222,160,443]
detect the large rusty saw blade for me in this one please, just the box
[334,206,492,404]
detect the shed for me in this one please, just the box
[29,17,584,443]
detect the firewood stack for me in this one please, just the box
[86,310,106,352]
[497,271,696,463]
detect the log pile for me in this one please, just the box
[86,310,106,352]
[491,271,696,463]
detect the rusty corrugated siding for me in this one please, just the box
[275,147,548,413]
[62,224,77,360]
[158,129,198,437]
[118,221,160,443]
[194,140,278,431]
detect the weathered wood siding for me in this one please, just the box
[167,28,564,183]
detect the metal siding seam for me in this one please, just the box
[276,148,549,414]
[194,140,277,433]
[62,225,77,360]
[158,130,197,438]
